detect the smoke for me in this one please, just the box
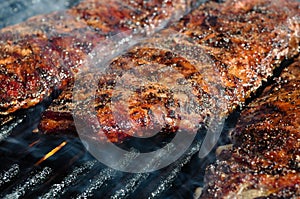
[0,0,81,28]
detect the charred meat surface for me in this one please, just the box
[0,0,198,115]
[39,0,300,143]
[200,57,300,198]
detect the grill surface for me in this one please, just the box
[0,99,234,198]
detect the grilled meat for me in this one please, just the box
[39,0,300,143]
[200,57,300,198]
[0,0,199,115]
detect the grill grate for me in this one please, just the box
[41,160,98,198]
[0,110,231,198]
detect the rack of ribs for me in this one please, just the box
[0,0,200,116]
[200,56,300,198]
[39,0,300,143]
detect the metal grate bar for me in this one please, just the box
[76,149,139,198]
[110,173,150,199]
[76,168,116,199]
[148,141,202,199]
[109,144,176,199]
[41,160,98,199]
[3,167,52,199]
[0,164,20,189]
[0,117,25,143]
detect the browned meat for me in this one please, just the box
[0,115,14,127]
[0,0,199,115]
[200,57,300,198]
[39,0,300,143]
[39,85,76,134]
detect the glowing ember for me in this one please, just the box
[29,139,40,148]
[35,141,67,166]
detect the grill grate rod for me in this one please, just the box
[75,149,139,198]
[148,140,203,199]
[110,173,150,199]
[3,167,52,199]
[76,168,116,199]
[41,160,98,199]
[0,164,20,189]
[109,144,176,199]
[0,116,25,143]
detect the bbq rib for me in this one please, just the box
[200,56,300,198]
[0,0,199,116]
[39,0,300,143]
